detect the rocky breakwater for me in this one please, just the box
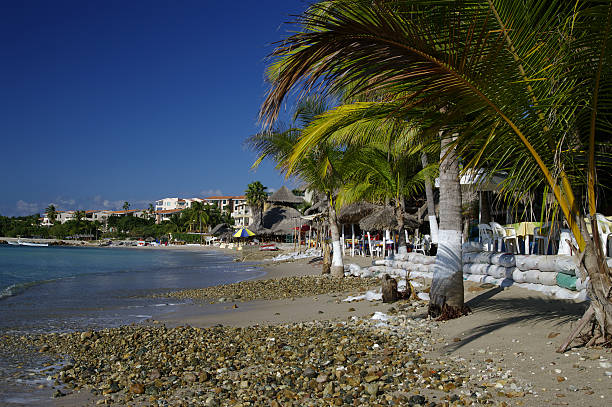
[12,310,518,406]
[158,275,379,303]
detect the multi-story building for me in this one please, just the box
[154,197,203,212]
[204,195,253,228]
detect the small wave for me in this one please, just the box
[128,314,153,319]
[0,281,44,300]
[153,302,183,307]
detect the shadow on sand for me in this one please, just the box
[440,286,587,354]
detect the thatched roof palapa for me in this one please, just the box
[359,207,419,231]
[337,202,378,224]
[267,186,304,204]
[254,206,303,236]
[210,223,232,236]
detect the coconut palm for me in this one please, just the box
[260,0,612,337]
[338,136,436,254]
[249,97,347,277]
[45,204,57,225]
[122,202,130,211]
[245,181,268,229]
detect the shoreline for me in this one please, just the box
[1,250,610,406]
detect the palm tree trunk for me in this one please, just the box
[421,152,439,244]
[429,136,467,319]
[327,200,344,277]
[396,199,408,255]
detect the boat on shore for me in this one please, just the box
[7,239,49,247]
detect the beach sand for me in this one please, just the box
[2,247,610,406]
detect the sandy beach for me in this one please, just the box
[1,246,610,406]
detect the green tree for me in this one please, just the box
[260,0,612,338]
[45,204,57,225]
[244,181,268,229]
[250,96,347,277]
[122,201,130,211]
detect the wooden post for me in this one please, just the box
[297,222,301,253]
[367,232,373,258]
[382,232,386,258]
[341,224,346,256]
[351,223,355,257]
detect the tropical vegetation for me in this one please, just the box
[258,0,612,345]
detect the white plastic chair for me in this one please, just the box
[478,224,494,251]
[532,222,560,254]
[413,236,425,254]
[490,221,519,254]
[595,214,611,257]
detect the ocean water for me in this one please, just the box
[0,244,264,333]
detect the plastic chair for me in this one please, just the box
[532,222,559,254]
[490,221,519,254]
[478,224,494,251]
[413,236,425,254]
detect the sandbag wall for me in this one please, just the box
[462,253,588,291]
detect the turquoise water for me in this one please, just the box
[0,244,263,333]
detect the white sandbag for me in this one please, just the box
[512,269,527,283]
[462,252,481,264]
[524,269,541,284]
[554,256,578,276]
[486,265,514,279]
[463,263,489,275]
[407,253,435,264]
[462,241,484,252]
[465,274,487,283]
[538,256,557,272]
[515,255,541,271]
[372,260,386,266]
[394,253,408,261]
[490,253,516,268]
[368,265,391,274]
[537,271,558,286]
[468,252,495,264]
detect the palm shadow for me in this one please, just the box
[441,286,587,354]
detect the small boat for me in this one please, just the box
[8,239,49,247]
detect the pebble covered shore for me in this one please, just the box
[157,276,380,303]
[4,302,527,406]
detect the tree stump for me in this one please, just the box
[382,274,398,303]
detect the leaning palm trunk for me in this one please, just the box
[429,136,467,319]
[327,200,344,277]
[421,152,438,244]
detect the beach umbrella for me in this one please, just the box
[233,228,256,238]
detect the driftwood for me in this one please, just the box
[382,274,398,303]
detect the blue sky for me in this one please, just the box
[0,0,309,216]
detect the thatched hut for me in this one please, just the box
[254,206,303,236]
[210,223,233,240]
[359,206,419,231]
[338,202,378,224]
[267,186,304,208]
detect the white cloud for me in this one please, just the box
[16,200,40,215]
[200,189,223,197]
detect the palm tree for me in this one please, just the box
[259,0,611,338]
[148,203,155,220]
[122,201,130,211]
[338,137,436,255]
[45,204,57,225]
[74,210,85,222]
[245,181,268,230]
[249,97,347,277]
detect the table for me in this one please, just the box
[505,222,542,254]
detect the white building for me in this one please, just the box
[154,197,203,211]
[204,195,253,228]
